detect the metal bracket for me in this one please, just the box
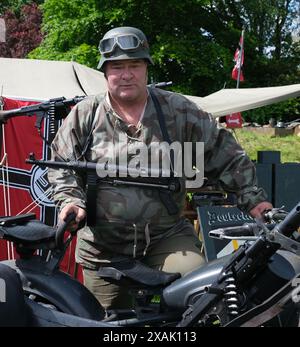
[267,229,300,256]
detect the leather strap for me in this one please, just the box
[149,88,179,215]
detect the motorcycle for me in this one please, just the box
[0,203,300,327]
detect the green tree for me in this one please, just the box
[28,0,104,70]
[208,0,300,122]
[0,3,43,58]
[0,0,44,15]
[29,0,299,104]
[29,0,233,96]
[209,0,300,87]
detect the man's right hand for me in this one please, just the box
[59,203,86,231]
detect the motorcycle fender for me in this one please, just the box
[2,260,105,320]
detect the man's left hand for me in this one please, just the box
[249,201,273,220]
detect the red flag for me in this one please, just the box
[226,112,243,128]
[231,32,244,82]
[0,97,83,282]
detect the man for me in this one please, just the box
[48,26,272,310]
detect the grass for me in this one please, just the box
[232,129,300,163]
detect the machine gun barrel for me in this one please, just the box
[26,154,181,192]
[0,96,86,123]
[26,154,95,171]
[149,81,173,88]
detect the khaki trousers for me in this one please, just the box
[83,231,205,310]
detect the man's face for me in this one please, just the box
[105,59,148,103]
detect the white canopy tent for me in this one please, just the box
[0,57,299,117]
[0,57,107,100]
[187,85,300,117]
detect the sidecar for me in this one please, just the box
[0,263,29,326]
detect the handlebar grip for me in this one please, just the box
[209,223,276,239]
[263,210,288,223]
[209,223,257,239]
[55,212,77,248]
[223,224,257,237]
[272,212,288,220]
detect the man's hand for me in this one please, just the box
[59,203,86,231]
[249,201,273,220]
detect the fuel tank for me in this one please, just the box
[162,255,229,310]
[162,250,300,311]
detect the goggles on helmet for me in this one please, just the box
[99,34,147,56]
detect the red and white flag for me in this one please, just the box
[226,112,243,128]
[231,31,244,82]
[0,97,82,282]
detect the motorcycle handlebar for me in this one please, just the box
[209,203,300,241]
[263,209,288,223]
[274,202,300,237]
[209,223,258,239]
[55,212,77,248]
[209,223,276,240]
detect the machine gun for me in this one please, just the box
[26,153,181,223]
[0,96,86,124]
[0,82,173,124]
[177,202,300,327]
[0,96,86,142]
[0,81,172,141]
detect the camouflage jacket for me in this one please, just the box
[48,87,267,262]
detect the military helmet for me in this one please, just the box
[97,26,154,70]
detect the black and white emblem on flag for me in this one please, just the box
[0,114,61,225]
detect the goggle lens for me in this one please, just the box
[99,34,143,55]
[117,35,139,50]
[99,37,115,54]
